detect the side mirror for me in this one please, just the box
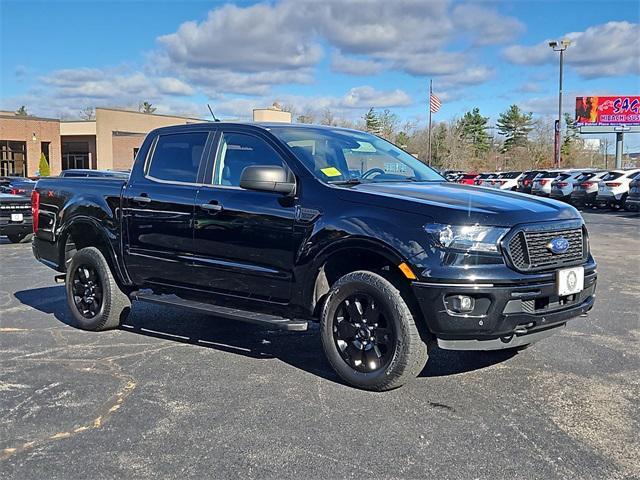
[239,165,295,195]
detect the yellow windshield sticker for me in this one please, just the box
[320,167,342,177]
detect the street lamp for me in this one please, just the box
[549,39,571,168]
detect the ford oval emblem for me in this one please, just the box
[548,236,569,254]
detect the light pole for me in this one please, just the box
[549,39,571,168]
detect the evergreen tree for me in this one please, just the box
[561,112,579,157]
[496,105,533,152]
[38,152,50,177]
[15,105,29,116]
[458,108,490,155]
[364,108,381,135]
[139,101,156,114]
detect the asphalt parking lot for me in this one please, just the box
[1,209,638,480]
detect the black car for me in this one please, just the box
[0,192,32,243]
[31,123,597,391]
[624,172,640,211]
[0,179,36,197]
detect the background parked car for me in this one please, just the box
[493,171,523,190]
[478,172,500,187]
[0,177,36,197]
[532,170,565,197]
[456,173,479,185]
[0,192,32,243]
[516,170,544,194]
[59,169,130,178]
[473,173,493,186]
[624,172,640,211]
[570,171,609,208]
[550,170,599,202]
[595,169,640,210]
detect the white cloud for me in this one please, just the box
[151,0,521,93]
[503,21,639,79]
[331,52,385,76]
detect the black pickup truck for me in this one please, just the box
[32,123,597,390]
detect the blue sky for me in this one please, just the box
[1,0,638,150]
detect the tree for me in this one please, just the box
[396,131,410,148]
[496,105,533,152]
[458,108,490,156]
[139,101,156,114]
[296,107,316,124]
[364,108,381,135]
[15,105,29,116]
[320,108,337,126]
[378,109,399,141]
[38,152,50,177]
[561,112,579,157]
[79,106,95,120]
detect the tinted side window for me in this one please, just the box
[148,132,208,183]
[213,132,285,186]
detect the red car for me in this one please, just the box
[457,173,479,185]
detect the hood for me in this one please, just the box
[337,181,580,227]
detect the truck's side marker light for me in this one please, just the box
[398,262,417,280]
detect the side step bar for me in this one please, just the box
[130,292,308,332]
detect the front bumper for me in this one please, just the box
[0,221,32,236]
[412,269,597,350]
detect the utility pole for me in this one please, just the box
[549,39,571,168]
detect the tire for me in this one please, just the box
[66,247,131,331]
[320,270,428,391]
[7,233,27,243]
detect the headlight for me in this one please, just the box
[424,223,509,253]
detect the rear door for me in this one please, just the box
[191,129,297,302]
[123,130,212,287]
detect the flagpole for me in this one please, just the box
[428,79,432,166]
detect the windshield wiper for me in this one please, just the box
[329,178,363,185]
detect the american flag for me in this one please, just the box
[430,93,442,113]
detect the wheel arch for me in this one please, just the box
[303,238,420,319]
[58,217,130,288]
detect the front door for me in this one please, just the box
[123,130,211,287]
[192,130,296,303]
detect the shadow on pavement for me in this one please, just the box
[15,285,516,386]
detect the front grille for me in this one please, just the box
[505,225,586,272]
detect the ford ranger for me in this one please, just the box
[31,123,597,390]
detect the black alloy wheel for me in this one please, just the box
[332,293,395,373]
[71,264,103,318]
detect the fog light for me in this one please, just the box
[450,295,475,313]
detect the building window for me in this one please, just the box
[41,141,51,161]
[62,141,90,170]
[0,140,27,177]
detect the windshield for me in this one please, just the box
[270,126,444,184]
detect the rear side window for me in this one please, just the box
[602,172,623,181]
[148,132,208,183]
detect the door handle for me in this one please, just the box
[200,202,223,212]
[133,195,151,204]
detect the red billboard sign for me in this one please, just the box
[575,96,640,126]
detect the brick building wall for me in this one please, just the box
[0,115,62,176]
[111,132,146,170]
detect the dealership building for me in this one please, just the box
[0,105,292,178]
[0,108,207,177]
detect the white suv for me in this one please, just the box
[595,169,640,209]
[494,171,523,190]
[532,171,565,196]
[550,170,600,202]
[570,171,609,207]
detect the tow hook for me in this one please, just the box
[54,274,65,284]
[514,322,535,334]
